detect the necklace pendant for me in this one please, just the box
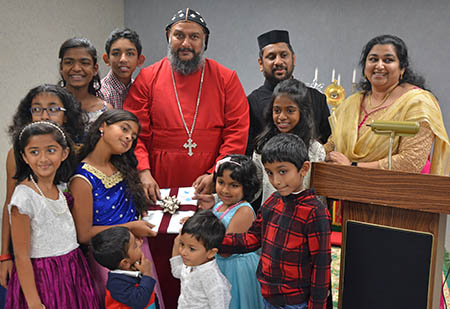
[183,138,197,157]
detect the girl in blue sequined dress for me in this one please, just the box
[69,109,164,308]
[212,154,264,309]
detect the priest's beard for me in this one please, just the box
[263,63,294,87]
[168,44,205,75]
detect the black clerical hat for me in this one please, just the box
[257,30,290,50]
[165,8,210,50]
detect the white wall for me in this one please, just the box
[0,0,124,246]
[125,0,449,131]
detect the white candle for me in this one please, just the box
[337,74,341,86]
[352,69,356,84]
[314,67,318,81]
[331,69,335,82]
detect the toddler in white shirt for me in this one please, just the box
[170,210,231,309]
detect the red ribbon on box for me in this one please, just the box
[147,188,197,234]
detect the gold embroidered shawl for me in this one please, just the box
[329,89,450,176]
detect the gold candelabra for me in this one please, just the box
[324,80,346,110]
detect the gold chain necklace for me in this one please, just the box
[368,83,398,110]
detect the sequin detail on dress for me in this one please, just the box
[82,163,124,188]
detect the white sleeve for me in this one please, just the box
[8,185,35,221]
[251,151,263,203]
[305,141,326,189]
[309,140,326,163]
[254,151,276,206]
[169,255,183,279]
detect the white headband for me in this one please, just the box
[215,157,242,173]
[19,121,66,144]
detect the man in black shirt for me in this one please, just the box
[246,30,331,156]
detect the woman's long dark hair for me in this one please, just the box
[254,78,316,154]
[78,110,148,214]
[358,34,427,92]
[8,84,88,144]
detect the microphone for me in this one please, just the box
[367,121,419,136]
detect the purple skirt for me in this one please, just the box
[88,237,165,309]
[6,247,99,309]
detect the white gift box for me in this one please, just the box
[142,187,196,234]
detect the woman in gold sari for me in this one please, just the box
[325,34,450,176]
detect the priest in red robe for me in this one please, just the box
[123,8,249,308]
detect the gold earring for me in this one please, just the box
[400,72,404,80]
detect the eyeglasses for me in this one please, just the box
[29,106,67,116]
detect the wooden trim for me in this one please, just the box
[311,162,450,214]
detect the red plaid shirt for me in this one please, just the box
[221,189,331,308]
[99,71,132,109]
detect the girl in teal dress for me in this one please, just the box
[212,154,264,309]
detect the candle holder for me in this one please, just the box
[324,80,346,109]
[325,80,346,126]
[307,78,325,92]
[307,67,324,92]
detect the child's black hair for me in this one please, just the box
[58,37,101,95]
[254,78,316,154]
[105,27,143,56]
[8,84,88,144]
[90,226,130,270]
[13,121,76,184]
[261,133,309,171]
[213,154,260,202]
[78,109,148,215]
[181,210,225,251]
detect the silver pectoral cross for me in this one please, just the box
[183,138,197,157]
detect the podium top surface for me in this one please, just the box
[311,162,450,214]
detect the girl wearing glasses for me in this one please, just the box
[0,84,87,290]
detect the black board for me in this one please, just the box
[341,220,433,309]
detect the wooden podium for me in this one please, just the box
[311,162,450,309]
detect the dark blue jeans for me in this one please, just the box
[263,299,308,309]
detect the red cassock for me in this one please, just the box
[124,57,249,188]
[123,57,249,308]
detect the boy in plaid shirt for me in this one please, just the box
[221,133,331,309]
[100,28,146,109]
